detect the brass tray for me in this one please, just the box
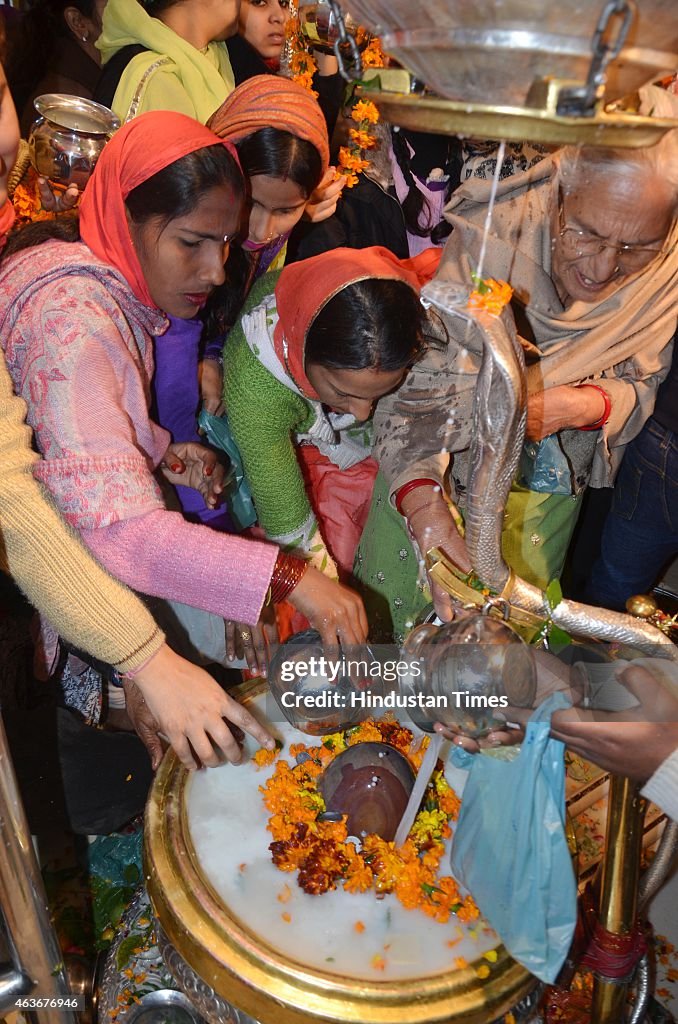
[364,91,678,148]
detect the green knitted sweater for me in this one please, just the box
[223,272,326,562]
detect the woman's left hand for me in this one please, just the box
[199,358,225,416]
[304,167,345,223]
[37,177,80,213]
[526,384,607,440]
[161,441,226,508]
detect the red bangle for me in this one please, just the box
[576,383,611,431]
[270,551,308,604]
[394,477,441,517]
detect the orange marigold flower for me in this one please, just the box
[281,912,292,923]
[475,964,491,979]
[371,954,387,971]
[348,128,378,150]
[351,99,380,125]
[253,745,280,768]
[455,957,469,970]
[277,884,292,903]
[467,278,513,316]
[354,921,366,933]
[456,894,480,924]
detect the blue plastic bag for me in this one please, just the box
[449,693,576,983]
[518,434,573,495]
[198,409,257,531]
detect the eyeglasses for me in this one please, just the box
[556,187,672,271]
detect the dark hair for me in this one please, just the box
[1,145,244,263]
[126,144,245,230]
[305,278,441,373]
[6,0,98,117]
[236,127,322,200]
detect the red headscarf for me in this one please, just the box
[207,75,330,175]
[79,111,241,309]
[273,246,442,397]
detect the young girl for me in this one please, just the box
[223,246,443,587]
[226,0,290,83]
[0,112,368,674]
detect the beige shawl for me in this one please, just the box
[420,157,678,486]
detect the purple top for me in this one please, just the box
[152,315,232,530]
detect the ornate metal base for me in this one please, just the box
[156,922,259,1024]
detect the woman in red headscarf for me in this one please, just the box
[223,245,443,617]
[0,111,368,718]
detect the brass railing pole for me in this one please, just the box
[590,775,645,1024]
[0,713,76,1024]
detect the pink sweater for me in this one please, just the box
[0,240,277,625]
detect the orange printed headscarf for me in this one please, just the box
[207,75,330,175]
[79,111,241,309]
[273,245,442,398]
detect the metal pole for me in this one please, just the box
[0,712,76,1024]
[590,775,645,1023]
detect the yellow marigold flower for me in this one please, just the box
[409,808,446,843]
[475,964,491,979]
[483,949,498,963]
[351,99,380,124]
[455,957,469,970]
[371,954,387,971]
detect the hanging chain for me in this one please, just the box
[326,0,363,82]
[557,0,635,115]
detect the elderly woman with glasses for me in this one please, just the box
[354,140,678,641]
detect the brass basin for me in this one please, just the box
[145,680,536,1024]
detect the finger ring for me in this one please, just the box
[240,630,253,644]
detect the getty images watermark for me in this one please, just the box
[276,654,509,712]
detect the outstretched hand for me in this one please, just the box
[161,441,226,508]
[128,644,275,771]
[506,664,678,782]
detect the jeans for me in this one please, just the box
[587,418,678,611]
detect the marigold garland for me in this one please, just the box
[256,718,479,924]
[12,166,60,227]
[285,15,385,187]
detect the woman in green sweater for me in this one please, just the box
[223,246,443,600]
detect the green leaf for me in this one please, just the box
[545,578,563,612]
[421,882,443,897]
[470,271,491,294]
[548,625,572,653]
[116,934,144,973]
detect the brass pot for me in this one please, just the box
[146,680,536,1024]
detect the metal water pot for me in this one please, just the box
[28,94,120,190]
[297,0,361,53]
[401,602,537,738]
